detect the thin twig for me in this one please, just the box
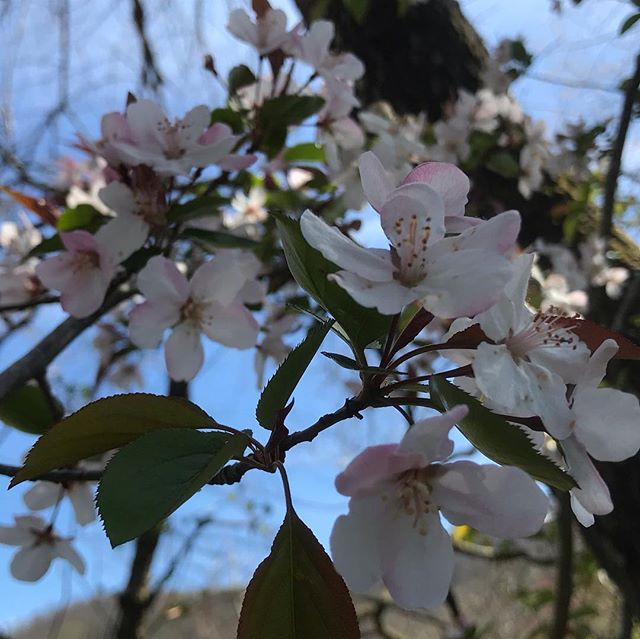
[0,288,131,399]
[550,493,574,639]
[600,53,640,240]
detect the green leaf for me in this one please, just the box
[486,151,521,179]
[321,351,407,376]
[56,205,101,231]
[228,64,256,95]
[431,377,576,490]
[10,394,217,486]
[256,321,333,429]
[275,214,390,349]
[27,233,64,257]
[283,142,326,164]
[620,12,640,34]
[210,107,244,134]
[344,0,369,22]
[97,429,248,546]
[179,227,259,249]
[0,383,63,435]
[261,96,325,127]
[237,509,360,639]
[258,96,325,158]
[167,195,226,224]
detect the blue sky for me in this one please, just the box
[0,0,638,631]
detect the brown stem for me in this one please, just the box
[600,53,640,240]
[0,288,131,400]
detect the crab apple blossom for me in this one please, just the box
[96,100,253,176]
[95,167,167,262]
[469,254,590,439]
[226,7,289,55]
[0,516,84,582]
[129,252,261,381]
[35,230,117,318]
[555,339,640,526]
[330,406,549,609]
[301,154,517,316]
[23,481,96,527]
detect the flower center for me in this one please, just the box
[505,313,578,360]
[71,250,100,273]
[390,213,431,287]
[158,119,187,159]
[181,298,204,325]
[394,467,440,535]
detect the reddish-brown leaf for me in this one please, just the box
[0,186,59,226]
[552,316,640,360]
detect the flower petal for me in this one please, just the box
[562,436,613,524]
[335,444,412,498]
[329,270,415,315]
[68,483,97,526]
[11,544,54,582]
[576,338,618,390]
[400,161,470,217]
[397,406,468,464]
[358,151,395,212]
[54,540,86,575]
[381,512,454,610]
[420,248,512,318]
[434,461,549,537]
[164,322,204,382]
[199,302,259,349]
[330,494,386,593]
[23,482,61,511]
[300,210,393,282]
[572,387,640,462]
[136,256,189,304]
[129,300,181,349]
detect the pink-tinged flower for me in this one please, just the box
[559,339,640,525]
[97,100,253,176]
[0,516,84,582]
[301,155,517,317]
[227,8,289,55]
[35,231,117,318]
[469,254,590,438]
[95,169,167,262]
[23,481,96,527]
[330,406,549,609]
[129,253,261,381]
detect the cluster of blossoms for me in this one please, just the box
[1,7,639,628]
[301,152,640,606]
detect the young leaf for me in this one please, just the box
[228,64,257,95]
[0,383,63,435]
[56,205,102,231]
[620,12,640,34]
[431,377,576,490]
[97,429,248,547]
[551,316,640,360]
[256,321,333,429]
[275,214,390,349]
[283,142,326,164]
[237,509,360,639]
[321,351,407,376]
[10,394,217,486]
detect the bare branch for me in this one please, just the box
[600,53,640,240]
